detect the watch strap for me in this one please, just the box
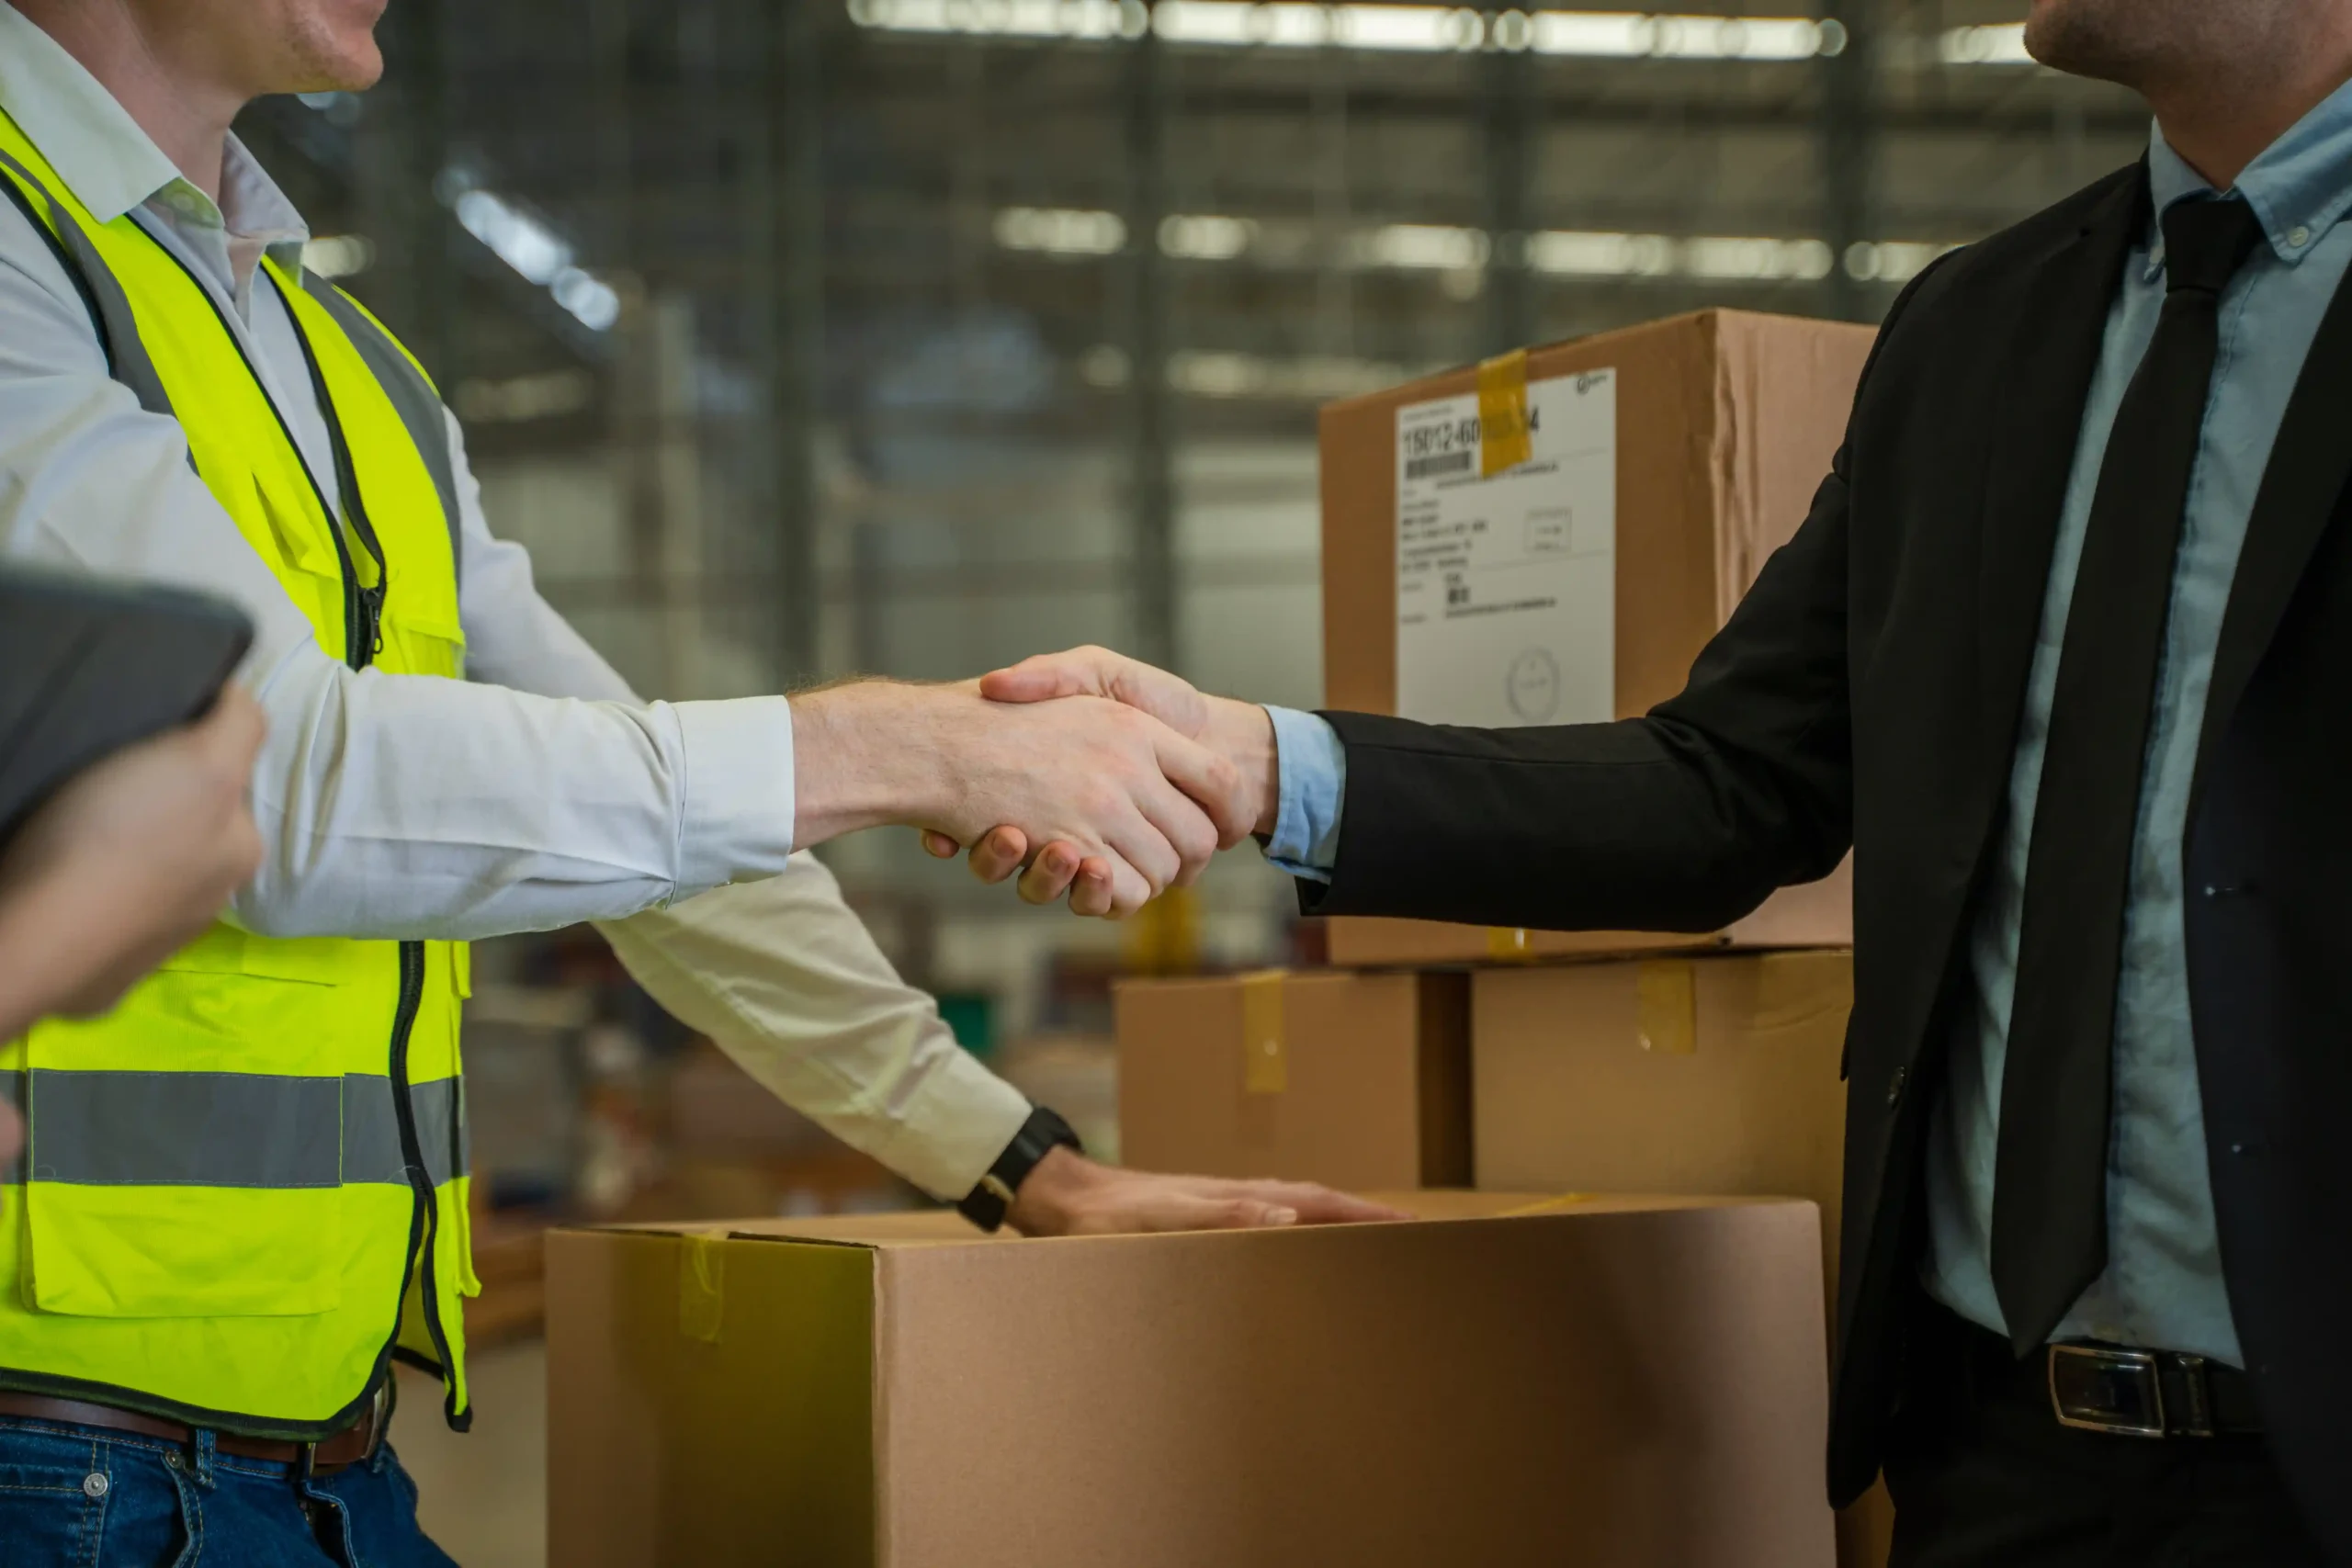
[957,1105,1082,1233]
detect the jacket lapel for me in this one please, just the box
[1975,166,2148,783]
[2190,261,2352,817]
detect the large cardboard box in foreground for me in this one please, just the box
[1318,309,1871,967]
[547,1194,1836,1568]
[1115,969,1469,1189]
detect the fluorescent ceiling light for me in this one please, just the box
[1939,22,2031,65]
[997,205,1956,284]
[1842,239,1955,282]
[1082,344,1427,400]
[850,1,2032,66]
[843,0,1138,39]
[1523,229,1677,277]
[443,176,622,331]
[1680,234,1834,280]
[994,205,1129,254]
[1160,212,1258,259]
[1354,222,1490,270]
[1531,11,1826,60]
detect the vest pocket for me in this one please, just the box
[23,1184,344,1317]
[17,935,364,1319]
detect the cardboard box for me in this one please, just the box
[1469,947,1891,1565]
[1318,309,1872,966]
[1115,970,1468,1189]
[546,1192,1836,1568]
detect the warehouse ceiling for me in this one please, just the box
[237,0,2134,448]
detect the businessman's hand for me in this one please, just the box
[0,685,267,1032]
[920,649,1276,916]
[792,678,1249,918]
[1005,1145,1408,1236]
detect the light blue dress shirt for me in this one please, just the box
[1265,81,2352,1363]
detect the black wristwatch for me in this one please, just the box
[957,1105,1082,1233]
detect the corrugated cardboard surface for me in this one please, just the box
[1317,309,1871,965]
[1472,950,1852,1283]
[1114,969,1470,1188]
[1469,948,1891,1566]
[547,1195,1837,1568]
[545,1227,880,1567]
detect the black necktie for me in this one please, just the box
[1990,196,2267,1356]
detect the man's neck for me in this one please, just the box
[2145,55,2352,191]
[15,1,243,201]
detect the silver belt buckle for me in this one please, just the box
[2048,1344,2167,1438]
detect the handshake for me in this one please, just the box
[790,646,1271,917]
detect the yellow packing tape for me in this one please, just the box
[1485,926,1533,961]
[678,1229,726,1344]
[1637,959,1698,1055]
[1476,347,1534,477]
[1238,969,1288,1095]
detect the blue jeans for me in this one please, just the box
[0,1415,459,1567]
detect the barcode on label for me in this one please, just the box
[1405,451,1474,479]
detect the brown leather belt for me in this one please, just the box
[0,1382,390,1474]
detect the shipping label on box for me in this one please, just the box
[1394,369,1617,727]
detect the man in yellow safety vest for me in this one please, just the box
[0,2,1389,1561]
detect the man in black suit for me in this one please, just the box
[936,2,2352,1561]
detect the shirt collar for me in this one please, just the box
[2146,71,2352,276]
[0,2,307,268]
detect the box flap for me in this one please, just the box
[554,1191,1809,1254]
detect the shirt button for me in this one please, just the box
[2290,224,2312,249]
[82,1472,107,1498]
[1886,1066,1908,1110]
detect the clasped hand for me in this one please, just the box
[897,651,1273,918]
[790,673,1259,918]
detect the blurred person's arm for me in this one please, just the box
[450,423,1393,1227]
[0,219,1238,941]
[0,688,266,1040]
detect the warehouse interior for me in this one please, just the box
[213,1,2139,1560]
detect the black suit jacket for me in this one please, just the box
[1306,162,2352,1555]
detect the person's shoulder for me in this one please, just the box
[1889,162,2142,325]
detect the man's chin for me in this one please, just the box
[287,48,383,96]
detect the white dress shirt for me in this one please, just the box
[0,5,1028,1200]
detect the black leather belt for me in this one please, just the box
[1918,1298,2264,1440]
[2047,1341,2263,1438]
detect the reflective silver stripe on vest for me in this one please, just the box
[0,147,178,422]
[298,272,464,578]
[0,1071,466,1189]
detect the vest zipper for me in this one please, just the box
[304,340,460,1428]
[387,936,467,1427]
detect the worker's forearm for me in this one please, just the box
[233,650,797,942]
[787,680,956,848]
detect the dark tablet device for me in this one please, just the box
[0,566,254,847]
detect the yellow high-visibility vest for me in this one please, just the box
[0,110,479,1438]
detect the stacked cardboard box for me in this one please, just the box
[1317,307,1870,964]
[1115,310,1891,1564]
